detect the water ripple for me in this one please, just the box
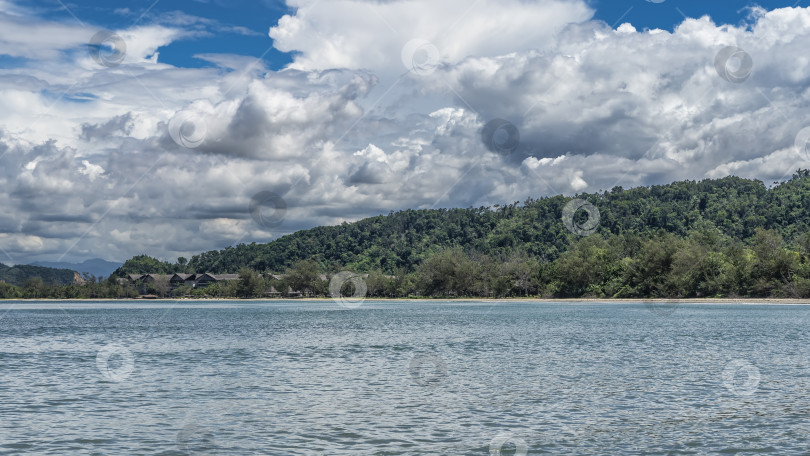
[1,300,809,454]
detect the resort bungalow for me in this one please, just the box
[264,286,282,298]
[142,274,173,285]
[125,273,240,290]
[170,273,193,288]
[123,272,329,297]
[192,273,239,288]
[128,274,145,283]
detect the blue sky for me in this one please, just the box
[24,0,294,69]
[2,0,810,264]
[12,0,805,71]
[591,0,806,31]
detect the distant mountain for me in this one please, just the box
[0,263,77,287]
[30,258,122,279]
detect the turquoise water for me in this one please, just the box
[1,300,809,455]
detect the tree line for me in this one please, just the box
[3,171,810,299]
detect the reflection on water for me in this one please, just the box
[1,300,809,454]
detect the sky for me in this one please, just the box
[1,0,809,265]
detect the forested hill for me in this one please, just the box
[118,172,810,276]
[0,263,77,287]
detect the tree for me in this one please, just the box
[555,236,621,297]
[114,255,174,276]
[499,253,540,297]
[23,277,46,299]
[285,260,323,296]
[620,232,682,298]
[751,228,799,296]
[236,267,265,298]
[416,248,478,297]
[148,276,171,298]
[365,270,390,297]
[0,282,20,299]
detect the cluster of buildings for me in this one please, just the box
[122,273,241,289]
[119,272,289,297]
[120,271,371,298]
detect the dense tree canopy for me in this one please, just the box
[0,264,76,287]
[127,172,810,276]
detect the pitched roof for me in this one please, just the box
[193,273,217,281]
[144,274,172,281]
[212,274,240,281]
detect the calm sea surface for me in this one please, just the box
[1,300,810,455]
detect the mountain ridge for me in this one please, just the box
[114,172,810,277]
[0,263,78,287]
[30,258,121,279]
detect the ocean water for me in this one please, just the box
[1,300,810,455]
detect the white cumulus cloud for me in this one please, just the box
[0,0,809,265]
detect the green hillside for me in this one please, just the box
[0,263,77,287]
[110,171,810,299]
[178,173,810,273]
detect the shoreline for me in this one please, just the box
[2,297,810,304]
